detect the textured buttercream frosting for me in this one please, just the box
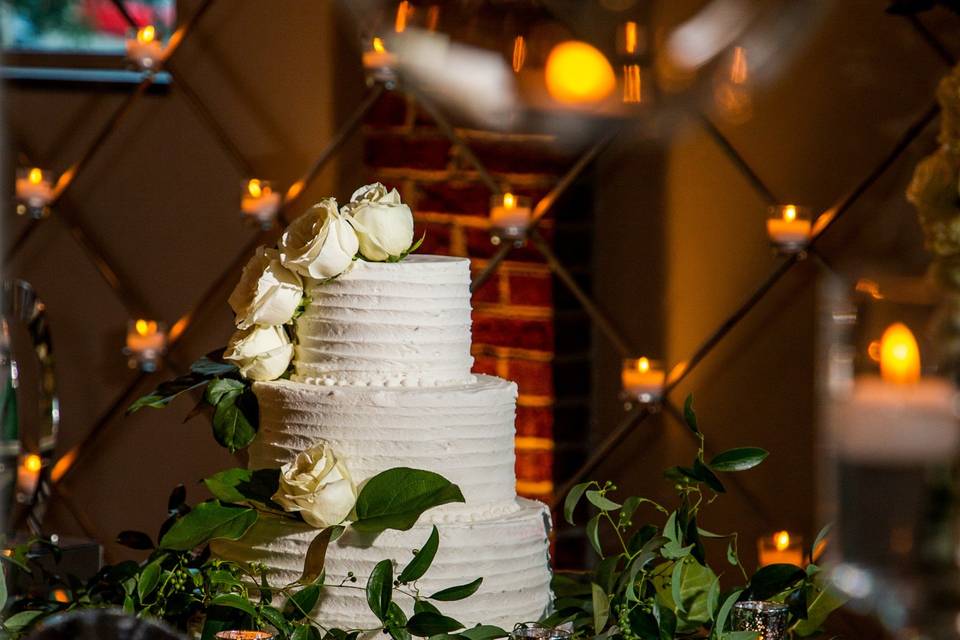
[294,255,475,387]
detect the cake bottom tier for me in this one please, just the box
[212,498,554,631]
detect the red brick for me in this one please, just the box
[364,92,410,127]
[363,132,451,170]
[472,313,553,350]
[510,359,553,396]
[509,272,552,307]
[516,449,553,483]
[467,136,576,174]
[516,406,553,438]
[463,226,547,262]
[472,355,499,377]
[470,272,500,303]
[414,181,492,215]
[417,221,451,255]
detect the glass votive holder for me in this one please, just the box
[621,357,665,405]
[757,530,804,567]
[731,601,790,640]
[124,319,168,372]
[362,36,398,87]
[15,167,55,219]
[17,453,42,504]
[766,204,812,254]
[241,179,281,229]
[214,632,274,640]
[125,25,165,72]
[490,193,532,245]
[510,623,572,640]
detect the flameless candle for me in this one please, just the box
[126,319,167,370]
[766,205,812,252]
[126,25,165,70]
[489,192,532,243]
[758,530,804,567]
[15,167,54,215]
[362,37,398,84]
[241,179,281,228]
[621,357,665,403]
[17,453,42,501]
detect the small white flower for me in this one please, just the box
[224,325,293,381]
[228,246,303,330]
[279,198,359,279]
[272,441,357,528]
[344,183,414,261]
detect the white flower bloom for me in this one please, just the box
[224,325,293,381]
[279,198,359,279]
[272,441,357,528]
[228,246,303,330]
[344,183,414,261]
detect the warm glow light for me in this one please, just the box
[545,41,616,105]
[503,192,516,209]
[730,46,748,84]
[373,37,386,54]
[28,168,43,185]
[855,278,883,300]
[135,319,158,336]
[51,589,70,603]
[868,340,882,363]
[512,36,527,73]
[774,530,791,551]
[137,25,156,44]
[624,21,639,55]
[395,1,411,33]
[247,179,263,198]
[637,357,650,373]
[51,448,78,483]
[426,5,440,31]
[880,323,921,385]
[783,205,797,222]
[623,64,642,104]
[23,454,42,473]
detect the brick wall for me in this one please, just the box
[362,91,579,505]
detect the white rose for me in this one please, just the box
[228,246,303,330]
[224,325,293,381]
[279,198,359,279]
[344,183,414,261]
[272,441,357,528]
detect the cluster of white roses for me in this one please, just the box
[223,183,415,381]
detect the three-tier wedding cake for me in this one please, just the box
[213,255,553,629]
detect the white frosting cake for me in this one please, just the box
[213,256,553,630]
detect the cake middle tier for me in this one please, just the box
[251,375,520,521]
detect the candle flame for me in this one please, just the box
[23,453,42,473]
[783,205,797,222]
[503,192,516,209]
[395,1,411,32]
[28,168,43,185]
[135,319,158,336]
[373,37,386,54]
[623,21,638,55]
[512,36,527,73]
[773,530,791,551]
[247,179,263,198]
[51,589,70,603]
[880,322,920,385]
[730,46,748,85]
[637,357,650,373]
[137,25,156,44]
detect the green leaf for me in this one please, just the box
[429,577,482,601]
[211,593,259,618]
[205,378,245,406]
[683,394,699,434]
[159,501,258,550]
[414,599,441,615]
[726,539,739,566]
[211,386,258,452]
[652,557,717,632]
[138,559,162,601]
[284,584,322,621]
[299,526,343,585]
[259,605,292,636]
[205,467,282,507]
[585,490,621,511]
[809,523,832,562]
[399,525,440,584]
[792,577,847,636]
[564,482,591,525]
[405,612,464,637]
[459,625,508,640]
[721,633,759,640]
[591,583,610,632]
[786,586,808,619]
[586,514,602,557]
[708,448,769,472]
[387,602,411,640]
[191,350,239,376]
[366,559,393,621]
[693,459,725,493]
[707,577,720,621]
[123,594,135,614]
[714,589,743,635]
[663,511,680,543]
[117,530,155,550]
[748,564,806,601]
[128,372,213,413]
[3,610,44,632]
[291,626,323,640]
[0,562,7,612]
[353,468,465,533]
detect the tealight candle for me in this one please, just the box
[621,357,665,403]
[126,25,165,71]
[241,179,281,228]
[489,192,532,244]
[766,205,812,252]
[15,167,54,217]
[757,530,804,567]
[17,453,42,502]
[362,37,398,84]
[125,319,167,371]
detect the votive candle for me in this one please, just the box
[766,205,812,252]
[126,319,167,370]
[621,357,665,403]
[757,530,804,567]
[17,453,42,501]
[362,37,398,84]
[15,167,54,211]
[490,192,532,242]
[126,25,165,70]
[241,179,281,228]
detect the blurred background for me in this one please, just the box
[1,0,956,603]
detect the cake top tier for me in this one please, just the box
[293,255,476,387]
